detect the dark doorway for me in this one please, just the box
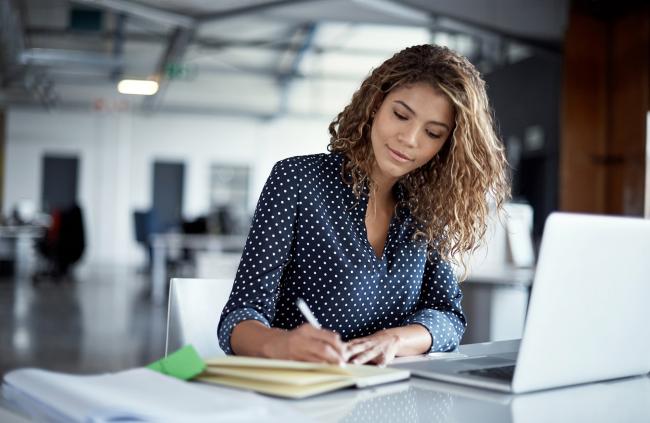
[41,155,79,213]
[485,54,562,242]
[152,161,185,232]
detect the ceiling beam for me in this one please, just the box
[401,0,562,52]
[72,0,194,28]
[23,27,403,56]
[352,0,430,24]
[41,61,365,83]
[110,13,126,81]
[276,23,317,80]
[275,23,317,116]
[142,26,195,112]
[9,100,335,121]
[141,1,325,112]
[197,0,321,23]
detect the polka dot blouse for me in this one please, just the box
[218,153,466,354]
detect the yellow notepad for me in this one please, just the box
[197,356,410,399]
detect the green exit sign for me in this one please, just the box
[164,63,197,80]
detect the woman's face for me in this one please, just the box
[370,82,454,183]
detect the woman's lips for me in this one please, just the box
[387,145,413,163]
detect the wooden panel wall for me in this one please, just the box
[560,12,608,213]
[608,11,650,214]
[560,4,650,215]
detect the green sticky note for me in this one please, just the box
[147,345,206,380]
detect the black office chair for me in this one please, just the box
[33,204,86,284]
[133,209,158,272]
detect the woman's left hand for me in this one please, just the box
[345,330,401,366]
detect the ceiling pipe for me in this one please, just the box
[141,27,195,112]
[20,48,123,68]
[0,1,56,108]
[110,12,127,81]
[275,23,317,118]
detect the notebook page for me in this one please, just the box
[205,356,347,372]
[198,375,356,399]
[203,366,349,386]
[205,356,353,375]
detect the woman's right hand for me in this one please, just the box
[264,323,348,365]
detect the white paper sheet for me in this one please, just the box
[3,368,308,422]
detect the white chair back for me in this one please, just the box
[466,202,535,272]
[165,278,234,358]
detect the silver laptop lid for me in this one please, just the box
[513,213,650,393]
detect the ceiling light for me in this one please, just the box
[117,79,159,96]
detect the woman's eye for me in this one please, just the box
[393,111,407,120]
[426,131,441,139]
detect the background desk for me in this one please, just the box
[2,340,649,422]
[0,226,43,278]
[463,267,534,343]
[150,233,245,304]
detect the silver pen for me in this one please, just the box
[296,298,322,329]
[296,297,348,366]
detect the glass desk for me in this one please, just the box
[2,340,649,422]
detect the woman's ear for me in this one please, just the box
[366,109,377,128]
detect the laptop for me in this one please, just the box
[391,212,650,393]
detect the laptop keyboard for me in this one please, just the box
[461,365,516,382]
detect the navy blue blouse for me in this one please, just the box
[218,153,466,354]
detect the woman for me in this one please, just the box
[218,44,510,366]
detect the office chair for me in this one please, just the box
[165,278,235,358]
[33,204,85,284]
[133,209,158,271]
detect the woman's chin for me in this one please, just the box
[376,161,409,181]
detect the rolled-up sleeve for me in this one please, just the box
[218,159,300,354]
[402,252,467,352]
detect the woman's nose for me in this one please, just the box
[397,124,418,146]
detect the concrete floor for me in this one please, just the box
[0,254,523,380]
[0,263,167,378]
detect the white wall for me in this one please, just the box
[4,108,329,264]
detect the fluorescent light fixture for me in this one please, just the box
[117,79,159,95]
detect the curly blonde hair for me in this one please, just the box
[328,44,510,277]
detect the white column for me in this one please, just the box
[644,111,650,219]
